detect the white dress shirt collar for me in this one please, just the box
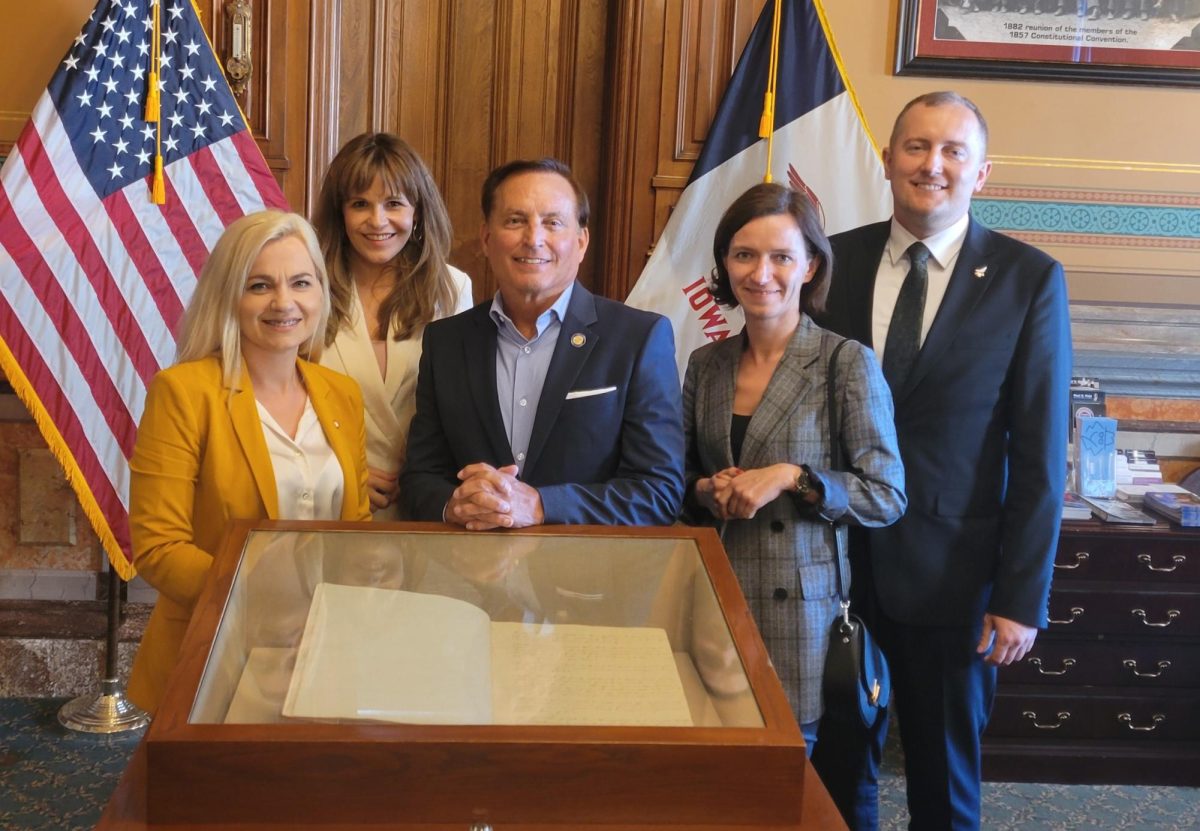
[885,213,970,271]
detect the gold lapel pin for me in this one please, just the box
[570,333,586,347]
[973,266,988,279]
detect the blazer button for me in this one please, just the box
[770,520,785,532]
[773,587,788,601]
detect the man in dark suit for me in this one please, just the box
[814,92,1071,829]
[402,158,684,528]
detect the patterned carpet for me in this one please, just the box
[1,698,1197,830]
[1,698,142,830]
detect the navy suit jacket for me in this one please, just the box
[402,283,685,526]
[820,219,1071,628]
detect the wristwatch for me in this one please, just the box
[793,466,814,499]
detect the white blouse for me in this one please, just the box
[256,397,344,520]
[319,265,473,520]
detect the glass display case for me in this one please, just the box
[113,521,830,829]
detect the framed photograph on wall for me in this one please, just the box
[896,0,1200,87]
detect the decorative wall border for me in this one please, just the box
[972,195,1200,243]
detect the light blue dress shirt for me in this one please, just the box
[489,283,575,475]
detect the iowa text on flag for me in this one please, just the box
[0,0,287,578]
[626,0,891,378]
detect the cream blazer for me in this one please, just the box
[320,265,472,520]
[126,356,371,712]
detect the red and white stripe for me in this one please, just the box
[0,89,287,568]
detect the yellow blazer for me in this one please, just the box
[126,355,371,712]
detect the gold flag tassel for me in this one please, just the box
[760,0,784,183]
[144,73,160,123]
[151,153,165,204]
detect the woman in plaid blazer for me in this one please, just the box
[682,183,906,750]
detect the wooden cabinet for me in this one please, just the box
[982,520,1200,786]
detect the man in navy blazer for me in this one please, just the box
[402,158,684,528]
[814,92,1071,829]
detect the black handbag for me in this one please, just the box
[819,339,891,728]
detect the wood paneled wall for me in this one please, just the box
[308,0,610,301]
[199,0,311,211]
[602,0,764,299]
[303,0,760,302]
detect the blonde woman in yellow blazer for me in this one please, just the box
[127,211,371,713]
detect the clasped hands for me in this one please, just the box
[694,463,802,521]
[444,462,544,531]
[367,466,400,510]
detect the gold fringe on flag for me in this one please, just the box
[811,0,885,158]
[0,339,136,579]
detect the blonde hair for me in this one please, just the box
[175,210,331,389]
[312,132,459,344]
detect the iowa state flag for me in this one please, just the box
[626,0,890,377]
[0,0,287,578]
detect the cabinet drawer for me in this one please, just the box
[1001,639,1200,688]
[990,691,1199,741]
[1047,589,1200,638]
[1053,533,1200,584]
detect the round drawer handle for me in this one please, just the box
[1055,551,1089,570]
[1123,659,1171,679]
[1048,606,1085,625]
[1131,608,1180,628]
[1118,712,1165,732]
[1028,656,1076,676]
[1022,710,1071,730]
[1137,553,1186,573]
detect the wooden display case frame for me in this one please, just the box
[99,520,846,829]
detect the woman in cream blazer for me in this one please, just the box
[314,133,472,520]
[127,212,371,712]
[682,184,905,747]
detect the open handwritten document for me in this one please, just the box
[262,583,692,726]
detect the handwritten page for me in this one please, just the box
[491,622,692,726]
[281,584,691,727]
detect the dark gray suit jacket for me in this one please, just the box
[682,316,905,722]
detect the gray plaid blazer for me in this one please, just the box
[682,315,906,724]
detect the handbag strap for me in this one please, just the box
[824,338,851,609]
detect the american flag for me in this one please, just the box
[0,0,287,578]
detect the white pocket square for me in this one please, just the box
[565,386,617,400]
